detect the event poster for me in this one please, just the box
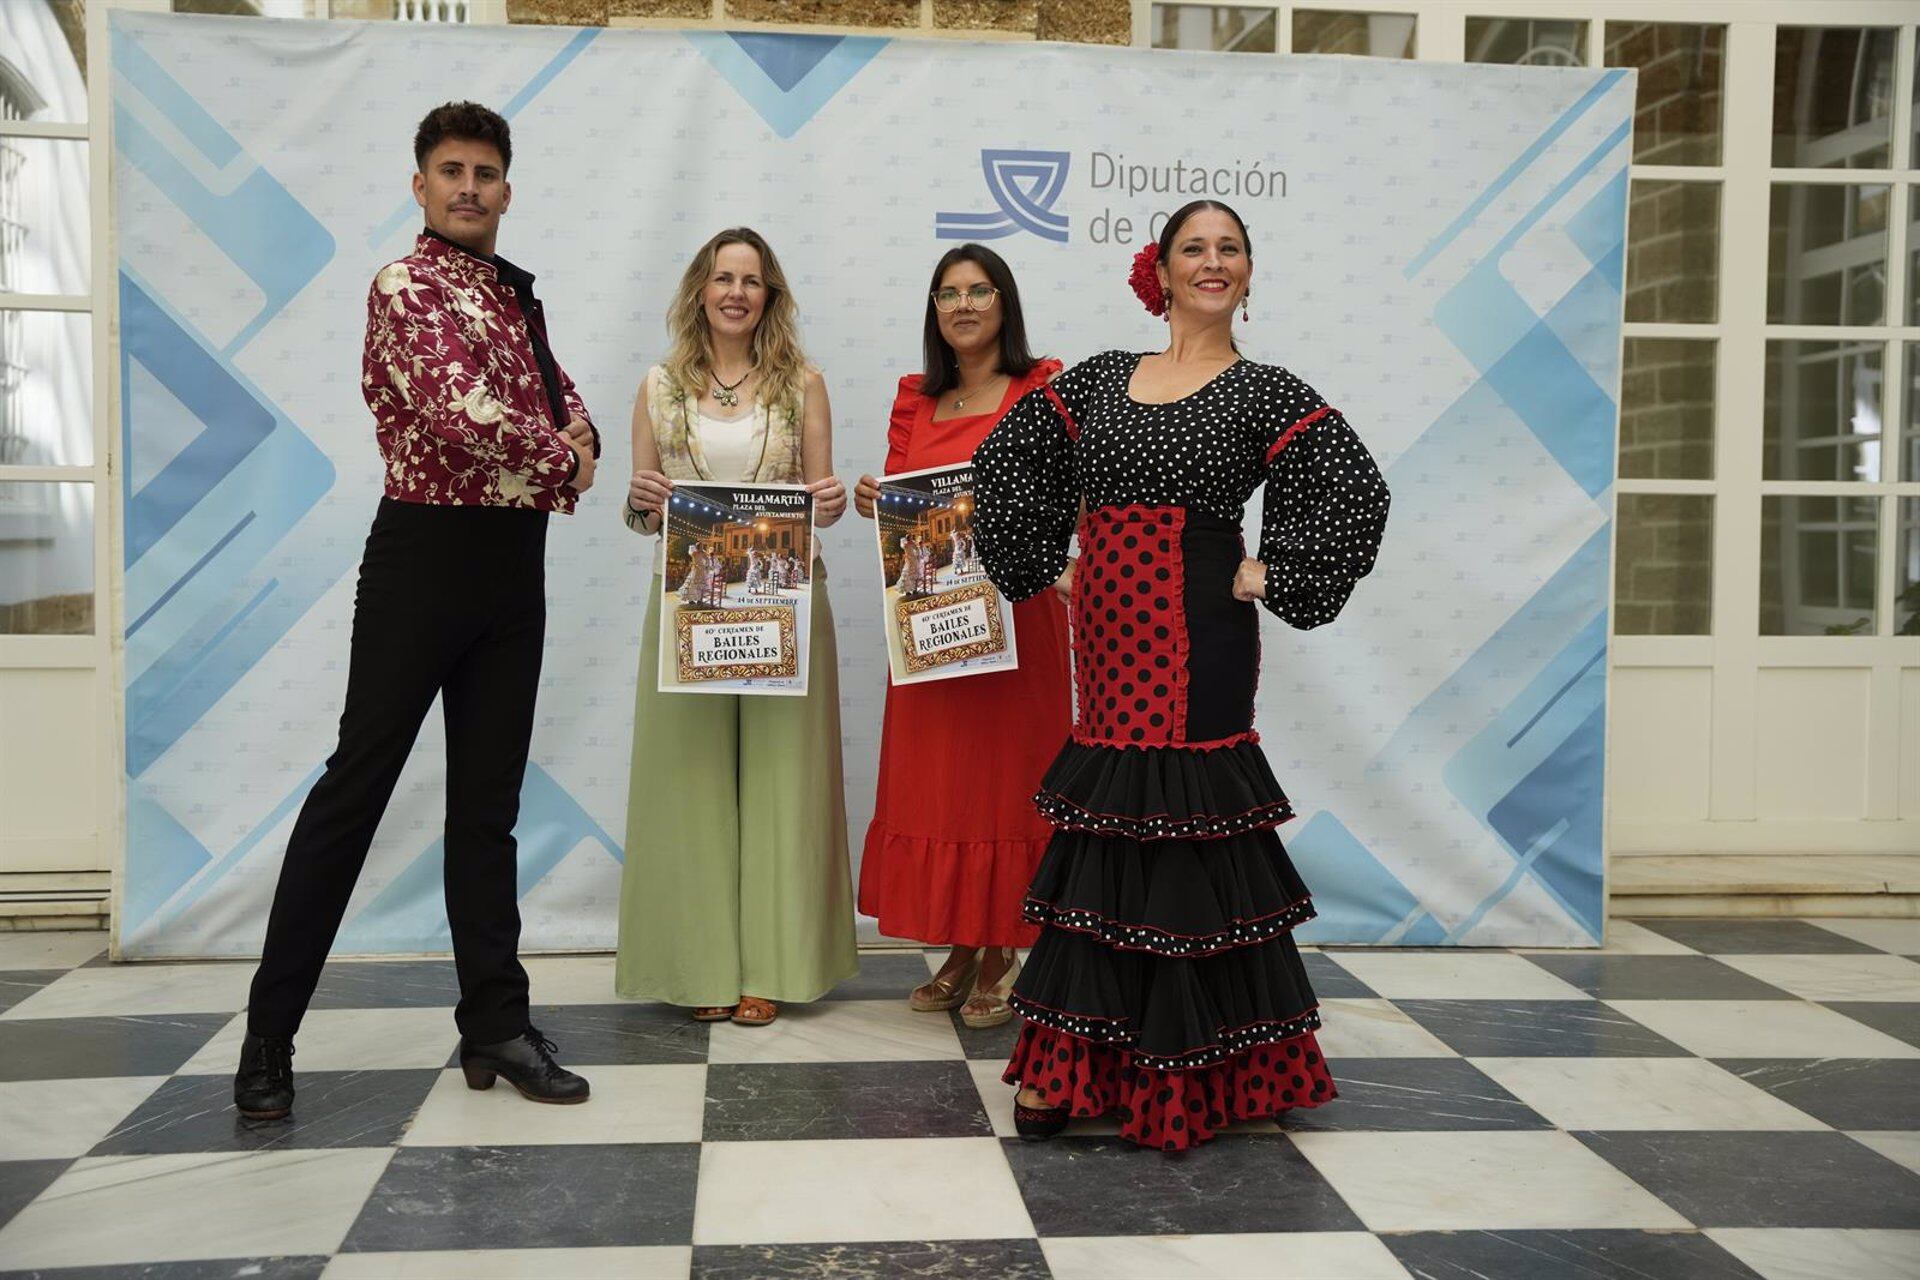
[874,463,1019,685]
[658,482,814,696]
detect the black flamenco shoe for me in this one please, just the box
[1014,1097,1070,1140]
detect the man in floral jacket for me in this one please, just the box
[237,103,598,1120]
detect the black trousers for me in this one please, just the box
[247,497,550,1044]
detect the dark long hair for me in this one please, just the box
[1157,199,1254,262]
[919,244,1038,398]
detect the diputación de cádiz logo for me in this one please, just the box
[935,149,1072,244]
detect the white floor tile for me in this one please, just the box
[1707,1229,1920,1280]
[1806,920,1920,956]
[1321,953,1589,1001]
[520,955,621,1005]
[177,1008,461,1075]
[399,1065,705,1147]
[706,999,964,1064]
[0,1148,394,1268]
[693,1138,1034,1244]
[1042,1232,1412,1279]
[1850,1132,1920,1177]
[1713,954,1920,1003]
[1605,1000,1920,1060]
[1288,1130,1690,1232]
[1316,999,1459,1058]
[322,1247,692,1279]
[0,1077,168,1159]
[1470,1056,1829,1131]
[1,963,255,1020]
[0,931,107,971]
[1600,920,1702,955]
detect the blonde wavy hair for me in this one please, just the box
[661,227,808,418]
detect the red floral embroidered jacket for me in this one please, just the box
[362,232,591,512]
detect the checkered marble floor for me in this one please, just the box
[0,918,1917,1279]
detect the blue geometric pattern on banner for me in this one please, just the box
[128,765,322,942]
[1490,705,1607,939]
[118,278,278,566]
[1567,170,1629,274]
[1404,72,1627,280]
[686,31,889,139]
[1291,811,1423,945]
[333,764,624,954]
[118,274,337,778]
[113,27,333,357]
[123,787,213,930]
[1443,610,1609,942]
[1484,321,1615,499]
[365,27,602,250]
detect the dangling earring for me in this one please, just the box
[1242,292,1251,323]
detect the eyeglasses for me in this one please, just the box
[931,284,1000,313]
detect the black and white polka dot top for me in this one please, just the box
[975,349,1390,629]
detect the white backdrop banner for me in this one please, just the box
[112,12,1631,956]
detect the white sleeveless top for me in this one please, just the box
[693,407,761,481]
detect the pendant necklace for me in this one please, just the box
[954,373,1004,412]
[712,366,755,409]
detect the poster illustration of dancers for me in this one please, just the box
[658,481,814,695]
[872,462,1018,686]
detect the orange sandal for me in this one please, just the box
[731,996,778,1026]
[691,1006,734,1022]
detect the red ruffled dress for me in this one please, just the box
[859,360,1073,948]
[974,351,1391,1150]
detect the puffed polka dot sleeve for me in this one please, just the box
[973,359,1091,603]
[1256,376,1390,629]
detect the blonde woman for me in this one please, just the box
[615,227,856,1026]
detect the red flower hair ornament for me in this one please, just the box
[1128,242,1168,317]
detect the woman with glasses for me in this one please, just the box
[852,245,1072,1029]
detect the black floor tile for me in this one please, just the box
[1575,1130,1920,1228]
[1393,1001,1689,1058]
[0,1258,331,1279]
[1823,1001,1920,1049]
[818,953,944,1002]
[1383,1228,1763,1279]
[1718,1058,1920,1131]
[1000,1133,1364,1236]
[691,1240,1050,1279]
[0,1017,232,1083]
[1521,955,1797,1002]
[703,1061,991,1141]
[87,1070,440,1156]
[1304,952,1379,998]
[0,972,66,1017]
[950,1011,1023,1061]
[1635,920,1880,955]
[0,1159,71,1233]
[504,1002,710,1066]
[341,1143,700,1251]
[1282,1058,1552,1132]
[307,960,460,1010]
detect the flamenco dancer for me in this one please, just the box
[974,199,1390,1150]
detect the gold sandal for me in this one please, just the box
[731,996,778,1026]
[961,949,1021,1029]
[911,950,981,1013]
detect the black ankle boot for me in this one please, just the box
[459,1026,590,1104]
[233,1033,295,1120]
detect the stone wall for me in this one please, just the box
[507,0,1126,42]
